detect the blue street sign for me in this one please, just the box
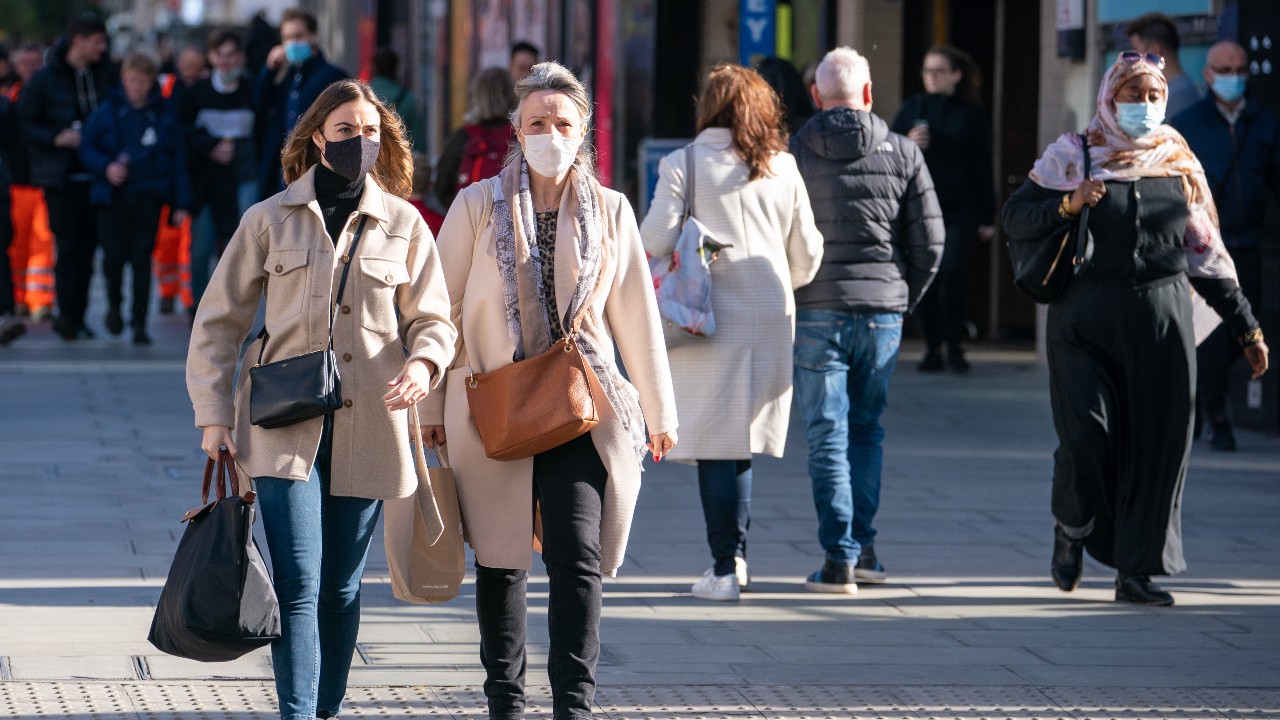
[638,138,691,215]
[739,0,777,66]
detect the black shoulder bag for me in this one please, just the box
[249,216,368,429]
[1008,134,1094,304]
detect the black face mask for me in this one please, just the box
[322,134,379,182]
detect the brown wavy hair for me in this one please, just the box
[695,64,788,181]
[281,79,413,198]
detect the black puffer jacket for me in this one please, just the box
[16,37,118,189]
[789,107,944,314]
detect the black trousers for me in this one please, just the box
[917,218,974,351]
[1196,246,1262,426]
[98,198,162,328]
[0,187,14,315]
[44,182,98,328]
[1047,275,1193,577]
[475,433,607,720]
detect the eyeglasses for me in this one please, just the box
[1117,51,1166,70]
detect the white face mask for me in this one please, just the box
[522,132,581,177]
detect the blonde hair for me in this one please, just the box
[281,79,413,198]
[465,67,518,124]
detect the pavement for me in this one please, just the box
[1,288,1279,719]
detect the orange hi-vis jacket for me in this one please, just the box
[152,73,192,308]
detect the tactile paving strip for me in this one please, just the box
[126,683,277,719]
[596,685,759,718]
[740,685,919,720]
[431,686,557,717]
[890,686,1063,720]
[1038,687,1225,720]
[0,682,136,719]
[1193,688,1280,720]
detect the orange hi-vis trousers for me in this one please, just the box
[8,184,56,313]
[153,205,193,309]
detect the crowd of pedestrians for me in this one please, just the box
[0,5,1275,719]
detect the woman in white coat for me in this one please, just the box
[640,64,824,602]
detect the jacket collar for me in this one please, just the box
[279,165,391,224]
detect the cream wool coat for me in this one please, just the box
[640,128,824,461]
[422,177,679,577]
[187,166,456,499]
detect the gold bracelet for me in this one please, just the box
[1058,194,1079,220]
[1239,326,1264,347]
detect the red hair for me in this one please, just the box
[695,65,788,181]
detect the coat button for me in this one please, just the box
[1134,190,1142,199]
[341,255,350,264]
[343,399,353,408]
[1135,218,1142,228]
[275,264,283,273]
[1134,250,1141,258]
[343,352,352,362]
[385,274,395,283]
[341,305,350,314]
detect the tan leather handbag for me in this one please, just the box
[465,324,607,461]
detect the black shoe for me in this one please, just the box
[132,327,152,346]
[804,560,858,594]
[53,317,93,340]
[854,543,887,583]
[1051,525,1085,592]
[105,306,124,336]
[918,351,945,372]
[1209,422,1236,451]
[947,345,971,373]
[159,297,176,315]
[1115,575,1174,606]
[0,316,26,345]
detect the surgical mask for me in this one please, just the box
[284,41,312,66]
[1210,73,1247,104]
[322,134,379,182]
[1115,102,1166,137]
[522,132,580,177]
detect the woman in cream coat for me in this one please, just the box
[422,62,678,719]
[640,65,824,602]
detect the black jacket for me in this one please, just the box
[1171,96,1280,250]
[181,74,257,197]
[17,37,118,189]
[0,96,18,189]
[789,107,945,314]
[891,93,995,223]
[253,51,346,198]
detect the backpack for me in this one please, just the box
[458,124,512,189]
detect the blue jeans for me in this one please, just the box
[255,416,383,720]
[697,460,752,576]
[793,310,902,565]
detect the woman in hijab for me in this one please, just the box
[424,61,678,718]
[1002,52,1268,606]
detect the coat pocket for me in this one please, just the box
[263,248,309,321]
[359,256,411,337]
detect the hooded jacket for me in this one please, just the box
[16,36,118,189]
[789,106,944,314]
[79,86,191,209]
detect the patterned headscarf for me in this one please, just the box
[1029,55,1236,280]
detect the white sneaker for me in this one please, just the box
[691,568,740,601]
[735,557,750,589]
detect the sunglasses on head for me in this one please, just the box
[1117,51,1166,70]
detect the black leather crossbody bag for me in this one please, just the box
[1008,134,1094,304]
[249,216,368,429]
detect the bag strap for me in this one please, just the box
[680,144,696,225]
[1072,134,1092,269]
[200,446,243,504]
[408,404,446,545]
[1215,117,1251,199]
[256,215,370,365]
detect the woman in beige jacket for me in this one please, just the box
[423,62,678,719]
[640,65,824,603]
[187,80,455,720]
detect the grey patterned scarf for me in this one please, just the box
[491,158,649,464]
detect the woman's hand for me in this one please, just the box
[423,425,447,448]
[647,430,678,462]
[201,426,236,461]
[1245,340,1270,380]
[385,359,434,410]
[1068,179,1106,214]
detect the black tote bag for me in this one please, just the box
[148,449,280,661]
[1008,134,1094,304]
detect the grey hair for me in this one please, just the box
[505,61,595,176]
[815,46,871,102]
[464,66,518,124]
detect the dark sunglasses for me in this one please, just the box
[1117,51,1166,70]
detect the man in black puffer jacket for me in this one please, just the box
[789,46,944,594]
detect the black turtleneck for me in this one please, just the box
[313,163,364,244]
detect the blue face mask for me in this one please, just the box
[1115,102,1166,137]
[283,41,312,66]
[1210,73,1247,104]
